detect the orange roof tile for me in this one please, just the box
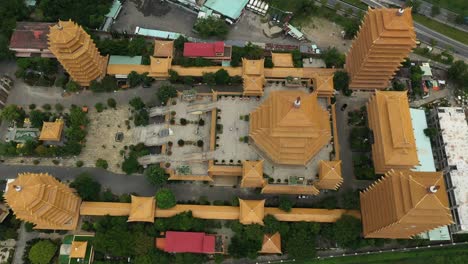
[239,199,265,225]
[249,91,331,165]
[259,232,282,254]
[39,120,64,141]
[316,160,343,190]
[154,40,174,58]
[241,160,265,188]
[128,196,155,223]
[271,53,294,68]
[70,241,87,258]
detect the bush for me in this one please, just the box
[28,240,57,264]
[180,118,187,126]
[95,158,108,169]
[155,188,176,209]
[183,76,194,86]
[279,196,294,212]
[178,139,185,147]
[198,119,205,126]
[215,69,230,85]
[42,104,51,111]
[65,80,80,93]
[321,47,345,68]
[202,72,216,85]
[157,85,178,105]
[194,16,229,38]
[264,57,274,68]
[70,172,101,201]
[29,104,36,110]
[168,69,180,83]
[33,160,40,165]
[76,160,84,167]
[95,102,105,112]
[144,165,168,186]
[107,98,116,108]
[129,97,145,110]
[197,140,204,148]
[54,103,64,112]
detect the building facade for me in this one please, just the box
[345,8,416,90]
[48,20,108,86]
[427,107,468,233]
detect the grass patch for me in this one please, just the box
[424,0,467,15]
[303,243,468,263]
[413,14,468,45]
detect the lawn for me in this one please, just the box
[341,0,368,10]
[425,0,467,15]
[413,14,468,45]
[302,243,468,263]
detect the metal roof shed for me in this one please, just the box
[203,0,249,20]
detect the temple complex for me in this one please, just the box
[3,173,81,230]
[367,91,419,174]
[48,20,108,86]
[345,8,416,90]
[360,169,453,239]
[249,90,331,165]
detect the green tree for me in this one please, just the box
[264,57,274,68]
[96,158,108,169]
[54,103,64,112]
[333,71,349,92]
[128,36,147,56]
[128,71,142,87]
[95,102,105,112]
[424,127,438,139]
[285,222,320,259]
[448,60,468,91]
[332,215,363,249]
[174,36,188,52]
[29,110,47,128]
[194,16,229,38]
[278,196,294,212]
[65,80,80,93]
[292,49,303,67]
[214,69,230,85]
[168,69,180,83]
[321,47,345,68]
[70,172,101,201]
[407,0,421,13]
[28,240,57,264]
[145,165,168,186]
[122,154,141,175]
[0,104,24,122]
[107,98,116,108]
[392,80,406,91]
[157,85,178,105]
[129,97,145,110]
[202,72,216,85]
[155,188,176,209]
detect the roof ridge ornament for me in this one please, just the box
[293,97,301,108]
[428,185,440,194]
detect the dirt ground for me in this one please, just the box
[301,17,352,53]
[77,106,133,173]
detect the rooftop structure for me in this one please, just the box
[154,40,174,58]
[345,8,416,90]
[9,22,55,58]
[367,91,418,174]
[149,57,172,78]
[250,90,331,165]
[38,120,64,142]
[70,241,88,259]
[239,199,265,225]
[241,160,266,188]
[203,0,249,21]
[315,160,343,190]
[156,231,219,254]
[127,195,155,223]
[242,58,265,96]
[183,42,232,61]
[271,53,294,68]
[101,0,123,32]
[134,26,183,40]
[4,172,81,230]
[428,107,468,233]
[360,169,453,239]
[259,232,282,254]
[48,20,108,86]
[410,109,436,172]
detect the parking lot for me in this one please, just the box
[112,0,300,44]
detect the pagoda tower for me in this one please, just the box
[4,172,81,230]
[48,20,108,86]
[345,8,416,90]
[360,170,453,239]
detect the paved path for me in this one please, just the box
[11,223,38,264]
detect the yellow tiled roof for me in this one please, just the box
[128,195,155,223]
[271,53,294,68]
[149,57,172,77]
[154,40,174,58]
[259,232,282,254]
[239,199,265,225]
[316,160,343,190]
[241,160,265,188]
[39,120,64,141]
[70,241,87,258]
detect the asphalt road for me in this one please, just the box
[333,0,468,58]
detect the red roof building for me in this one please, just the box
[9,22,56,58]
[183,42,232,61]
[156,231,223,254]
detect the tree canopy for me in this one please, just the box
[278,196,294,212]
[0,0,28,60]
[194,16,229,38]
[28,240,57,264]
[144,165,168,186]
[157,85,177,105]
[155,188,176,209]
[332,215,363,249]
[70,172,101,201]
[321,47,346,68]
[0,104,25,123]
